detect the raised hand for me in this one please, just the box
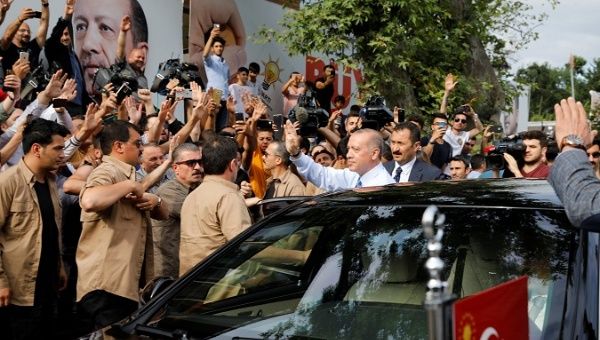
[554,97,594,148]
[444,73,457,92]
[11,58,31,80]
[284,120,301,156]
[120,16,131,32]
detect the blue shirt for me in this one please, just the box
[204,54,230,100]
[292,153,395,191]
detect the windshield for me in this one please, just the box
[148,204,577,339]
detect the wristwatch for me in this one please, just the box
[560,134,586,151]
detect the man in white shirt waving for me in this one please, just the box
[284,121,394,191]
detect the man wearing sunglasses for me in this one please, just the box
[443,105,483,157]
[152,143,203,279]
[586,139,600,179]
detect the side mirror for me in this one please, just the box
[139,276,175,305]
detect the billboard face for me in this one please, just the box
[188,0,362,116]
[2,0,182,96]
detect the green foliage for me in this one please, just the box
[257,0,555,119]
[516,56,600,121]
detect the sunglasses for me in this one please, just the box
[588,152,600,158]
[176,159,203,167]
[454,118,467,124]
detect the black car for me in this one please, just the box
[87,179,598,339]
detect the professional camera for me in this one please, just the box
[93,62,139,104]
[18,65,53,100]
[358,96,393,130]
[288,89,329,137]
[487,135,525,172]
[150,58,203,95]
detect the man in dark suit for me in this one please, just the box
[384,122,447,182]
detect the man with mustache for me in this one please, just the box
[285,121,394,190]
[383,122,445,183]
[72,0,148,95]
[1,2,49,71]
[152,143,203,279]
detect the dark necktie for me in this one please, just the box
[394,167,403,182]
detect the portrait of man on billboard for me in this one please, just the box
[72,0,148,95]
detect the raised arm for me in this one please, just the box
[439,73,457,114]
[0,0,14,26]
[1,8,35,50]
[35,0,50,47]
[203,26,219,59]
[116,16,130,62]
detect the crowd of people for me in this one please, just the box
[0,0,596,339]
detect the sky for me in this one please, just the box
[511,0,600,71]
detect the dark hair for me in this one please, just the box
[470,154,486,170]
[211,36,226,47]
[450,155,470,168]
[129,0,148,45]
[23,118,70,153]
[394,122,421,144]
[592,138,600,147]
[546,142,559,162]
[98,120,140,155]
[237,67,249,74]
[522,130,548,147]
[334,95,346,105]
[349,105,362,115]
[381,142,393,162]
[202,135,238,175]
[406,114,425,129]
[249,62,260,73]
[431,113,448,122]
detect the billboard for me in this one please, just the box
[1,0,182,97]
[187,0,363,116]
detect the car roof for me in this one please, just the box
[308,179,563,210]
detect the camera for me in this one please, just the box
[93,62,139,104]
[150,58,203,95]
[358,96,393,130]
[19,64,53,100]
[288,89,329,137]
[487,135,525,172]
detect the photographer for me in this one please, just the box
[422,113,453,170]
[315,65,335,112]
[443,104,484,157]
[116,16,148,89]
[282,71,305,118]
[503,130,549,178]
[1,2,49,71]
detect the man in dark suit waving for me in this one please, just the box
[384,122,446,183]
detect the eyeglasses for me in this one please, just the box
[588,152,600,158]
[454,118,467,124]
[176,159,203,167]
[123,139,142,147]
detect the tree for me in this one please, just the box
[258,0,555,119]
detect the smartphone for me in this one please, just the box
[212,88,223,103]
[214,23,220,29]
[178,88,193,99]
[256,119,273,131]
[32,11,42,18]
[51,98,69,108]
[235,112,245,122]
[19,51,29,61]
[490,125,504,133]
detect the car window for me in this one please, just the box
[148,205,577,339]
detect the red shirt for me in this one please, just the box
[521,163,550,178]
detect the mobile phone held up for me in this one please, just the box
[19,51,29,62]
[51,98,69,108]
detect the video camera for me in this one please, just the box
[288,89,329,137]
[487,135,525,172]
[358,96,393,130]
[150,58,203,95]
[93,62,139,104]
[18,64,54,100]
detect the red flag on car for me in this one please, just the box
[453,276,528,340]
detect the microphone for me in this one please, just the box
[294,106,308,124]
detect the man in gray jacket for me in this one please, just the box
[549,97,599,229]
